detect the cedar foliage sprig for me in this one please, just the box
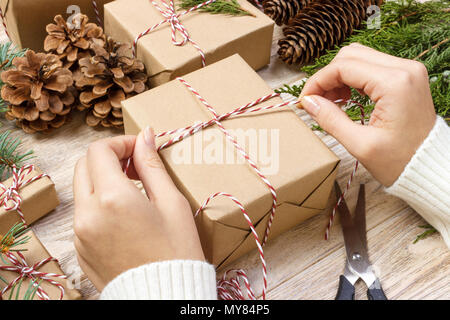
[0,131,34,180]
[0,43,26,113]
[179,0,255,16]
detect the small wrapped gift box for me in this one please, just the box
[104,0,274,87]
[0,165,59,235]
[122,55,339,268]
[0,229,82,300]
[0,0,113,51]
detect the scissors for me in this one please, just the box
[335,182,388,300]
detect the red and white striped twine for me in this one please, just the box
[91,0,102,26]
[122,77,300,300]
[0,251,66,300]
[0,165,49,227]
[123,80,365,298]
[0,7,10,40]
[132,0,218,65]
[324,100,366,240]
[157,77,302,300]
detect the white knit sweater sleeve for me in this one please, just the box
[100,260,217,300]
[386,117,450,248]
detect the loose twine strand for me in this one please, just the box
[0,165,66,300]
[124,78,364,300]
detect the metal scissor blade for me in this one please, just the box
[335,183,377,288]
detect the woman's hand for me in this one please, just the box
[300,43,437,186]
[73,127,205,291]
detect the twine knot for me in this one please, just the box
[133,0,218,66]
[0,165,48,226]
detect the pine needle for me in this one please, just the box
[179,0,255,16]
[413,224,438,244]
[0,130,34,180]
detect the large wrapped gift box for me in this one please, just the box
[0,230,82,300]
[122,55,339,268]
[104,0,274,87]
[0,0,113,51]
[0,166,59,235]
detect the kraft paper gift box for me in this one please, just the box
[122,55,340,268]
[0,166,59,235]
[0,229,82,300]
[104,0,274,87]
[0,0,113,51]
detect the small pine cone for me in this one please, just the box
[1,50,75,133]
[278,0,384,66]
[44,14,105,69]
[263,0,314,25]
[75,37,148,128]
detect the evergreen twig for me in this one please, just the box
[179,0,255,16]
[299,0,450,120]
[0,130,34,180]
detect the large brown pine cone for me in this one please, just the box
[44,14,105,68]
[1,50,75,133]
[74,37,148,128]
[278,0,384,65]
[263,0,315,25]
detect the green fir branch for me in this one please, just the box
[300,0,450,120]
[413,224,438,244]
[0,130,34,180]
[179,0,255,16]
[0,42,26,113]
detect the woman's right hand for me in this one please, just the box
[299,43,437,187]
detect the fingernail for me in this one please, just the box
[143,126,155,149]
[300,96,321,117]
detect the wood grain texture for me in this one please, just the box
[0,20,448,300]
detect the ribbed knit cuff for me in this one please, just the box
[100,260,218,300]
[386,117,450,248]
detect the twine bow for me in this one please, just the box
[132,0,218,66]
[0,250,66,300]
[0,165,49,226]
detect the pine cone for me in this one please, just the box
[75,37,148,128]
[44,14,105,68]
[263,0,314,26]
[278,0,384,66]
[1,50,74,133]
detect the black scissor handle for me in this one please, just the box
[335,275,355,300]
[367,279,388,300]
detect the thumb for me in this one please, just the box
[133,126,178,200]
[299,95,368,156]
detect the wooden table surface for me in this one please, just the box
[1,19,448,300]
